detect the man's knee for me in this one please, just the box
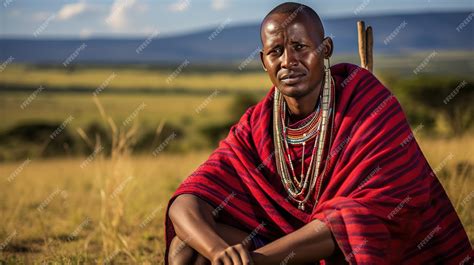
[168,236,209,265]
[168,236,195,265]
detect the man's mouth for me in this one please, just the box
[280,72,306,85]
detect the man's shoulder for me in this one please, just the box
[332,62,382,92]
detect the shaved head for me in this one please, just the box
[259,1,333,107]
[260,2,325,43]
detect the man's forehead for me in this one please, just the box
[262,13,309,29]
[261,16,319,44]
[261,13,322,36]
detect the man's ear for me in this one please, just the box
[323,37,334,59]
[260,50,268,72]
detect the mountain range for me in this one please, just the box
[0,11,472,64]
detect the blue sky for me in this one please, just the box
[1,0,472,38]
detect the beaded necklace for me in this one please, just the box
[273,70,334,211]
[281,99,322,187]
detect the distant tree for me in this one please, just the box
[404,76,473,135]
[200,93,259,147]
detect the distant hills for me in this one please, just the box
[1,12,472,64]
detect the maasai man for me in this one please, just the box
[165,2,472,264]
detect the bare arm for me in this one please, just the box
[169,194,336,264]
[252,219,336,265]
[169,194,226,259]
[168,194,252,264]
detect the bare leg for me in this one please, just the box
[169,235,198,264]
[168,222,255,265]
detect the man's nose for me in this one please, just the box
[281,48,298,68]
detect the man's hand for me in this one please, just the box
[211,243,253,265]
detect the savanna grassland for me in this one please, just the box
[1,54,473,263]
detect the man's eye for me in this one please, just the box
[295,44,305,50]
[270,47,282,55]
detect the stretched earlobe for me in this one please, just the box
[323,37,334,59]
[259,50,268,72]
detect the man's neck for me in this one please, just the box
[283,85,322,120]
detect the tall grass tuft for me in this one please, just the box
[77,96,143,263]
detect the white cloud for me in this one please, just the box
[211,0,229,11]
[80,28,92,38]
[106,0,137,30]
[58,2,87,20]
[168,0,190,12]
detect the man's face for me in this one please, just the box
[260,13,330,99]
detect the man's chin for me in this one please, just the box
[277,84,308,98]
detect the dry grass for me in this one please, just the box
[0,65,271,93]
[0,93,235,132]
[0,152,210,263]
[0,97,212,263]
[2,59,472,263]
[417,134,474,243]
[1,134,472,263]
[0,92,472,263]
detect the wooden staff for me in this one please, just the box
[357,21,374,72]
